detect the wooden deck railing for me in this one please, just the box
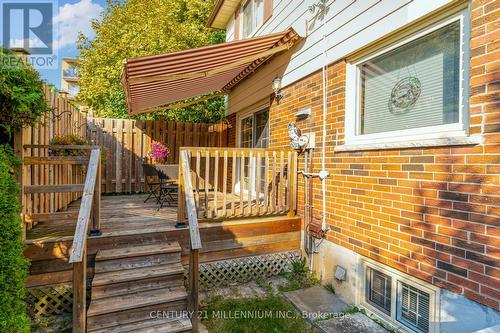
[180,150,201,332]
[67,148,101,333]
[178,147,298,222]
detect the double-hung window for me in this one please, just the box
[242,0,264,38]
[344,12,469,147]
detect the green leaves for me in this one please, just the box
[0,49,50,139]
[78,0,225,121]
[0,145,30,333]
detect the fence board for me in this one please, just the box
[86,118,227,193]
[14,85,87,236]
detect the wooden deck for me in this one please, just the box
[26,195,179,240]
[24,194,302,288]
[26,192,292,241]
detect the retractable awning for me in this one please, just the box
[121,28,300,115]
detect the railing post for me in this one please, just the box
[188,248,200,333]
[288,152,297,217]
[178,154,185,222]
[72,246,87,333]
[92,155,101,231]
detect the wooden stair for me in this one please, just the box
[87,242,192,333]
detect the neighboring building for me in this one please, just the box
[61,57,80,99]
[207,1,499,333]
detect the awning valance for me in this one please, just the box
[121,29,300,114]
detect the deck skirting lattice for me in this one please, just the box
[196,250,301,288]
[26,284,73,318]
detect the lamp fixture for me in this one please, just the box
[272,76,284,101]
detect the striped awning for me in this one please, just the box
[121,28,300,115]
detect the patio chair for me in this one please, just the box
[156,164,179,209]
[143,163,161,204]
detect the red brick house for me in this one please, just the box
[120,0,499,332]
[206,0,499,332]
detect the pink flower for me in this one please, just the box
[148,142,171,160]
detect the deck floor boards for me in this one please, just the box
[26,195,178,240]
[26,193,288,241]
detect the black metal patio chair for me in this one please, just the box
[143,163,161,204]
[156,164,179,210]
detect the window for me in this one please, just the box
[398,283,431,333]
[68,83,79,97]
[63,65,78,78]
[242,0,264,38]
[361,261,439,333]
[237,108,269,193]
[345,13,469,146]
[367,268,392,315]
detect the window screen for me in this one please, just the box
[398,282,430,333]
[367,268,392,314]
[360,21,461,135]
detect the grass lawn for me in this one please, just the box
[202,294,314,333]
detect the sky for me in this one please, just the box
[38,0,107,88]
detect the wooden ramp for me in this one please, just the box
[87,242,191,333]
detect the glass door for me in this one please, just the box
[237,109,269,195]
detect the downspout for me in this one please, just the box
[320,1,329,231]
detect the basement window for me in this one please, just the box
[344,11,469,146]
[361,260,439,333]
[367,268,392,315]
[398,282,431,333]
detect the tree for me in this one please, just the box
[77,0,225,121]
[0,48,50,143]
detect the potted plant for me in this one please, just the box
[147,142,171,164]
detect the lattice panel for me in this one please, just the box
[196,250,301,288]
[26,284,73,318]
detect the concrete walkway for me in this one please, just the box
[283,286,388,333]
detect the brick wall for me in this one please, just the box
[265,1,499,309]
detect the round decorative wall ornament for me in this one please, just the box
[388,77,422,115]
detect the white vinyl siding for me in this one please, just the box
[226,0,462,115]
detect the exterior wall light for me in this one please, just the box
[273,76,284,101]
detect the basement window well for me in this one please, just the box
[360,259,439,333]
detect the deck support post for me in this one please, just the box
[188,248,199,333]
[72,246,87,333]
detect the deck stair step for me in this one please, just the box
[96,242,181,261]
[92,263,184,286]
[87,241,191,333]
[88,316,192,333]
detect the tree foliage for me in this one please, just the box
[0,48,50,139]
[0,145,30,333]
[77,0,225,121]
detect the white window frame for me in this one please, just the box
[344,11,470,147]
[240,0,264,38]
[358,258,440,333]
[235,105,269,195]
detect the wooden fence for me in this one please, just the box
[14,85,87,236]
[86,118,228,193]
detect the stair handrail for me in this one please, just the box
[179,149,201,333]
[68,148,102,333]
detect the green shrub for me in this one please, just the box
[279,257,319,292]
[0,145,30,332]
[0,48,50,138]
[49,134,89,156]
